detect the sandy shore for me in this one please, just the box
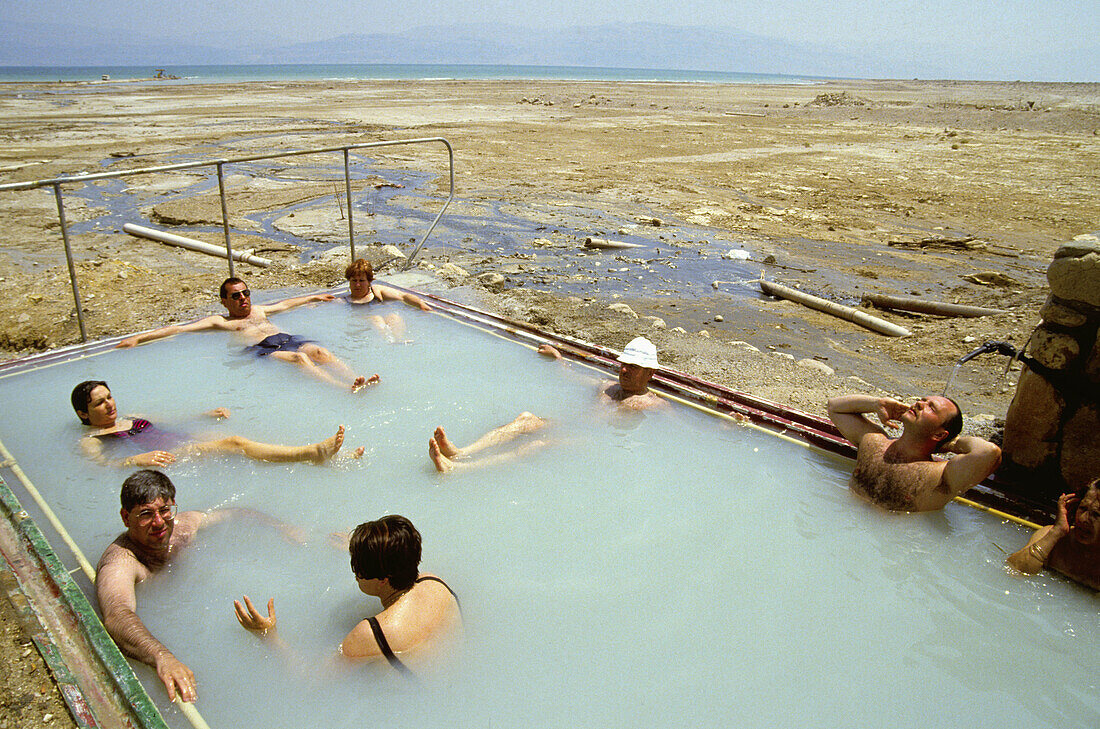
[0,76,1099,725]
[3,78,1098,420]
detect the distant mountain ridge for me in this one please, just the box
[1,20,1095,81]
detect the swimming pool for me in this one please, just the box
[0,291,1096,729]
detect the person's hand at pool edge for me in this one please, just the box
[537,343,563,360]
[155,649,198,703]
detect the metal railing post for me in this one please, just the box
[216,162,235,279]
[52,183,87,342]
[402,138,454,270]
[1,137,455,330]
[343,149,356,261]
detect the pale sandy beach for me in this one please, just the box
[2,78,1098,416]
[1,77,1099,725]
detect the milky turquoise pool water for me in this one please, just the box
[0,296,1096,729]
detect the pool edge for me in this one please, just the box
[0,473,170,729]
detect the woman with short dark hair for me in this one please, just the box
[235,515,461,673]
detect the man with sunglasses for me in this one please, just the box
[96,470,302,703]
[116,277,378,392]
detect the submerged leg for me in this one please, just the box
[383,312,407,342]
[270,349,349,390]
[188,426,345,464]
[429,435,547,474]
[439,412,546,459]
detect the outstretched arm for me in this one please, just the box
[826,394,906,445]
[376,283,431,311]
[940,436,1002,494]
[115,316,229,348]
[203,507,307,544]
[96,554,197,702]
[79,436,176,469]
[261,293,336,315]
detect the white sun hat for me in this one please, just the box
[617,336,660,369]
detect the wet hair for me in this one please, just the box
[219,277,247,299]
[1071,477,1100,517]
[120,470,176,512]
[348,515,421,590]
[71,380,108,424]
[344,258,374,281]
[934,397,964,453]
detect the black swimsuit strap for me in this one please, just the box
[367,617,413,676]
[414,575,459,606]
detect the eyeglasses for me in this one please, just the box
[132,504,177,525]
[228,289,251,300]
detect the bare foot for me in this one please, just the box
[428,437,454,473]
[433,427,459,458]
[352,374,381,392]
[313,425,345,463]
[353,446,365,459]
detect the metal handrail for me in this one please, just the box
[0,137,454,342]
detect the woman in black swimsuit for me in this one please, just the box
[234,515,461,672]
[344,258,431,343]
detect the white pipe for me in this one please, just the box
[759,279,911,337]
[584,237,644,250]
[123,223,271,268]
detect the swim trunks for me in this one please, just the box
[366,575,459,675]
[247,332,315,357]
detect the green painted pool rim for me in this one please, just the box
[0,472,169,729]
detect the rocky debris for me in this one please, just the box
[477,272,506,291]
[809,92,866,106]
[608,303,639,318]
[961,271,1017,287]
[273,207,353,243]
[798,358,835,375]
[436,263,470,281]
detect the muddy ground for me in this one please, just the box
[0,77,1098,725]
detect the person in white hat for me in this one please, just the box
[539,335,665,411]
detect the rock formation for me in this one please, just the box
[1002,236,1100,502]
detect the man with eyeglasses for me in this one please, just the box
[96,470,301,703]
[116,277,379,392]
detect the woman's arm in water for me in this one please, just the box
[1007,493,1076,574]
[375,283,431,311]
[79,435,174,469]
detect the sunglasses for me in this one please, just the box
[228,289,251,300]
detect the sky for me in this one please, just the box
[2,0,1097,79]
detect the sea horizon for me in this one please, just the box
[0,62,834,85]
